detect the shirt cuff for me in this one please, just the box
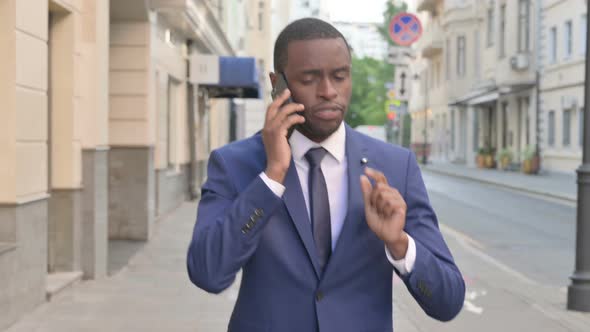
[259,172,286,197]
[385,235,416,276]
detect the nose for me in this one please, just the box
[317,77,338,100]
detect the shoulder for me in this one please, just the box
[348,126,412,160]
[210,132,266,173]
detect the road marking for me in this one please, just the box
[439,224,485,251]
[464,300,484,315]
[439,224,538,286]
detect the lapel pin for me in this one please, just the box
[360,157,368,165]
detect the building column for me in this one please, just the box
[108,19,155,240]
[0,0,49,329]
[77,0,110,280]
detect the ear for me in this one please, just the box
[269,72,277,89]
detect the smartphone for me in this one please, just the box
[271,72,303,138]
[271,72,294,104]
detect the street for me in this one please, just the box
[5,171,590,331]
[395,171,588,331]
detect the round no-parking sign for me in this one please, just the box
[389,12,423,46]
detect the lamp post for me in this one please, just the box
[567,0,590,312]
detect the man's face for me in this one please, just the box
[280,38,352,142]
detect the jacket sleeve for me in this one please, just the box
[400,151,466,321]
[186,150,283,294]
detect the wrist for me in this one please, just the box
[386,232,409,260]
[265,166,288,184]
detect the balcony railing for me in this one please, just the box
[416,19,443,58]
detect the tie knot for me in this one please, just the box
[305,147,328,167]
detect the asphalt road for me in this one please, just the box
[394,171,588,332]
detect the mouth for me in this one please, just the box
[312,105,344,121]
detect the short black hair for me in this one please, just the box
[273,18,351,73]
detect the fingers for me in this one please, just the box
[365,167,388,186]
[266,89,292,121]
[266,90,304,122]
[360,175,373,207]
[368,181,404,219]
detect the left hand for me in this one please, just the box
[360,167,409,259]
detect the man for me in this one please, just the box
[187,18,465,332]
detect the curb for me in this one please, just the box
[422,166,577,204]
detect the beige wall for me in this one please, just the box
[14,0,49,200]
[109,22,151,146]
[0,0,111,202]
[0,0,17,203]
[152,25,189,171]
[541,0,586,172]
[80,0,110,149]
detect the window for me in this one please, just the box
[474,30,481,79]
[499,4,506,58]
[457,36,466,77]
[502,103,508,148]
[564,109,572,146]
[258,2,264,31]
[435,61,440,87]
[446,38,451,80]
[487,3,495,47]
[518,0,530,51]
[578,106,584,146]
[167,79,178,169]
[565,20,573,58]
[581,14,587,55]
[473,109,480,152]
[549,27,557,63]
[548,111,556,146]
[451,110,456,150]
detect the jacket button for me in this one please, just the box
[315,291,324,302]
[254,208,264,217]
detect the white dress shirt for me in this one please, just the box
[259,122,416,275]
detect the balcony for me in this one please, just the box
[416,19,443,58]
[417,0,439,14]
[147,0,234,55]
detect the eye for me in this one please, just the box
[300,76,315,85]
[333,71,349,81]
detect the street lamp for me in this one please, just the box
[567,0,590,312]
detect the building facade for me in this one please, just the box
[333,21,389,60]
[0,0,269,328]
[540,0,587,172]
[411,0,540,170]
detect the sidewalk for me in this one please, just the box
[422,161,577,203]
[5,202,238,332]
[4,201,419,332]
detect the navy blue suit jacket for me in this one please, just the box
[187,124,465,332]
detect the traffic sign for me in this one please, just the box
[388,12,422,46]
[394,67,411,101]
[387,45,416,66]
[387,89,396,99]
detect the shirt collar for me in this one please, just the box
[289,122,346,163]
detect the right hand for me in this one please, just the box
[262,89,305,184]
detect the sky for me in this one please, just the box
[326,0,415,23]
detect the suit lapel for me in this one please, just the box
[283,159,321,279]
[323,125,368,278]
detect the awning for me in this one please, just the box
[189,54,261,99]
[468,91,500,106]
[448,88,497,107]
[449,82,535,107]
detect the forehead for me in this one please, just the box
[285,38,351,72]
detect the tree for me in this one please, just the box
[346,56,394,128]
